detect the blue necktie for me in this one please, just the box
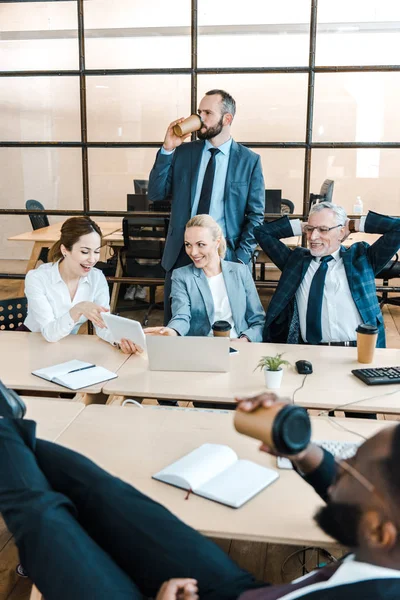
[197,148,220,215]
[306,255,333,344]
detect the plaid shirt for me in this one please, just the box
[254,211,400,347]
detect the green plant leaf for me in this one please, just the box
[254,352,291,372]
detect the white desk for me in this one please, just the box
[23,397,86,441]
[56,405,393,546]
[0,332,129,402]
[103,342,400,414]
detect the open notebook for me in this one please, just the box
[32,359,117,391]
[153,443,279,509]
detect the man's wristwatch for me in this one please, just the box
[348,219,356,233]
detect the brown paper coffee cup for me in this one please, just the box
[234,404,286,448]
[356,324,378,364]
[173,114,202,137]
[234,403,312,455]
[212,320,231,338]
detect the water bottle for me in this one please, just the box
[353,196,363,215]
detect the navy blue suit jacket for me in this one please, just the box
[148,140,265,271]
[254,211,400,347]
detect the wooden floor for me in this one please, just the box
[1,261,400,599]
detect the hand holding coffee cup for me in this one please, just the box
[163,118,193,152]
[235,393,311,457]
[173,114,202,137]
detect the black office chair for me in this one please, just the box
[120,217,167,326]
[25,199,49,263]
[0,298,28,331]
[280,199,295,215]
[376,254,400,308]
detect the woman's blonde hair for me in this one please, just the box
[48,217,102,263]
[185,214,227,258]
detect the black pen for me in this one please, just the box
[67,364,96,374]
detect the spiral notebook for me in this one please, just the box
[32,359,117,391]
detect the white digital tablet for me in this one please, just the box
[101,313,146,349]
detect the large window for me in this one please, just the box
[1,0,400,259]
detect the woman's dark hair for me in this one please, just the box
[48,217,102,263]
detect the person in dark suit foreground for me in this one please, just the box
[254,202,400,347]
[1,384,400,600]
[148,89,265,323]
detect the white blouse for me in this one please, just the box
[24,261,114,345]
[206,272,238,338]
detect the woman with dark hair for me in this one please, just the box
[23,217,135,353]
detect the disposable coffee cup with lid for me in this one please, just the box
[212,320,231,337]
[356,324,378,335]
[234,403,311,455]
[356,323,379,364]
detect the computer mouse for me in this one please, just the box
[295,360,313,375]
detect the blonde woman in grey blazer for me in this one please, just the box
[145,215,265,342]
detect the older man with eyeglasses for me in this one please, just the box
[254,201,400,349]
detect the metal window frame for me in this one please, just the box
[1,0,400,219]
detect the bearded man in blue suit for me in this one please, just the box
[148,89,265,323]
[255,202,400,348]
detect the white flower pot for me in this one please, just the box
[264,368,283,389]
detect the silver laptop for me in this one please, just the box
[146,336,231,372]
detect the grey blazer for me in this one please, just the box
[167,260,265,342]
[148,140,265,271]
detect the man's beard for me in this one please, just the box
[197,115,224,140]
[314,502,362,548]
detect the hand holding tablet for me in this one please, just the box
[101,313,146,353]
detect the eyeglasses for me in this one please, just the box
[335,457,399,529]
[304,224,343,235]
[335,456,376,494]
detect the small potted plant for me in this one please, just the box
[255,353,291,389]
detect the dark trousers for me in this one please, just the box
[0,419,261,600]
[163,246,191,325]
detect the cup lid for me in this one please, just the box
[272,405,311,455]
[212,320,231,332]
[356,324,378,335]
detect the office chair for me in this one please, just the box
[280,199,295,215]
[309,179,334,207]
[120,217,167,326]
[376,254,400,308]
[0,298,28,330]
[25,199,49,263]
[127,194,149,212]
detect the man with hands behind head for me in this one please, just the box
[148,89,265,323]
[254,202,400,347]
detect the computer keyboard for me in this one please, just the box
[277,440,360,470]
[352,366,400,385]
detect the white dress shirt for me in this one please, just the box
[161,138,233,236]
[24,261,114,345]
[206,272,238,338]
[279,554,400,600]
[291,219,366,343]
